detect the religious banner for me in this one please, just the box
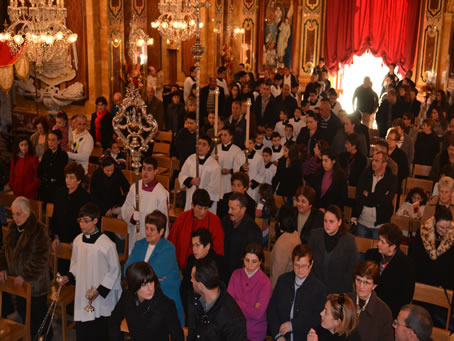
[0,42,29,93]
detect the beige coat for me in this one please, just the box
[270,231,301,289]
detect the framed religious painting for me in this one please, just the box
[256,0,298,73]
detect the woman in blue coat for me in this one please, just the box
[124,210,184,324]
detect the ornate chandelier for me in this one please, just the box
[151,0,200,43]
[1,0,78,73]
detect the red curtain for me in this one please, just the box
[324,0,421,74]
[0,41,21,66]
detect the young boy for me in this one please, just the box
[289,107,306,137]
[271,74,283,97]
[262,147,277,185]
[270,132,283,162]
[283,124,296,143]
[60,203,122,341]
[253,132,265,154]
[243,138,265,202]
[263,124,274,149]
[308,89,320,110]
[104,141,127,170]
[274,110,290,138]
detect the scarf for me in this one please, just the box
[421,217,454,260]
[95,109,107,142]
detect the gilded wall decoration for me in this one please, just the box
[109,0,123,25]
[301,19,319,73]
[242,18,255,70]
[304,0,320,12]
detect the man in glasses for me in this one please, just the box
[267,244,326,341]
[188,258,247,340]
[394,305,432,341]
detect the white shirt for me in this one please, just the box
[144,243,156,263]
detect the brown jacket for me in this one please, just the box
[270,231,301,289]
[0,213,51,297]
[421,196,454,224]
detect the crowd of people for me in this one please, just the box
[1,59,453,341]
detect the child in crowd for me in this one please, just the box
[308,89,320,110]
[274,110,290,137]
[253,132,265,154]
[104,141,127,170]
[262,147,277,185]
[263,124,274,148]
[242,138,265,203]
[396,187,428,219]
[256,183,277,248]
[60,202,122,341]
[289,107,306,137]
[283,124,295,143]
[270,132,283,162]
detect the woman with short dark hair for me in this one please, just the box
[365,223,415,318]
[125,210,184,324]
[227,243,271,341]
[346,261,393,341]
[90,156,130,216]
[30,115,50,160]
[309,205,359,294]
[293,185,324,244]
[109,261,184,341]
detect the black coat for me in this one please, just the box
[109,288,184,341]
[376,99,407,138]
[308,229,359,294]
[267,272,326,340]
[414,132,440,166]
[90,111,114,149]
[172,128,196,166]
[272,158,302,197]
[217,192,256,221]
[311,168,348,210]
[200,86,225,120]
[222,214,262,282]
[187,284,247,341]
[318,113,342,145]
[50,185,92,242]
[353,167,397,226]
[275,94,297,117]
[37,146,68,203]
[409,225,454,290]
[90,167,130,216]
[389,147,409,193]
[181,250,225,314]
[338,152,367,187]
[296,127,320,156]
[365,248,415,318]
[252,94,279,128]
[298,207,324,244]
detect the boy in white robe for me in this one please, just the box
[60,203,121,341]
[178,135,221,213]
[242,138,265,202]
[216,127,246,197]
[282,124,296,144]
[262,147,277,185]
[253,132,265,155]
[121,156,169,252]
[274,110,290,138]
[270,132,283,162]
[289,107,306,137]
[263,125,274,149]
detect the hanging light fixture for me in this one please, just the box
[2,0,78,73]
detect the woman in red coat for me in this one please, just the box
[9,136,40,199]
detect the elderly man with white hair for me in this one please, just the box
[0,196,51,340]
[421,176,454,222]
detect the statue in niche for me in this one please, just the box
[15,44,85,114]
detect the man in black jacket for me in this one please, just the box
[267,244,326,341]
[221,193,262,282]
[318,98,342,145]
[376,88,408,138]
[252,80,278,131]
[172,112,197,167]
[187,258,247,341]
[200,77,225,122]
[352,151,397,240]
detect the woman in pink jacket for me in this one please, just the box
[227,243,271,341]
[9,136,40,199]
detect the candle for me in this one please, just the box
[245,98,251,149]
[214,87,219,137]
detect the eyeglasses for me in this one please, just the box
[293,263,311,270]
[355,277,374,286]
[338,294,344,320]
[393,319,408,329]
[77,218,93,224]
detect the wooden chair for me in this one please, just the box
[412,164,432,178]
[152,131,173,157]
[90,146,104,158]
[0,276,32,341]
[45,203,54,230]
[432,327,451,341]
[154,155,173,176]
[391,215,420,235]
[404,177,433,196]
[156,174,170,191]
[0,192,16,216]
[348,186,356,199]
[255,217,265,230]
[169,178,185,221]
[101,216,129,265]
[28,199,43,223]
[354,236,374,253]
[412,282,454,329]
[370,239,409,255]
[49,242,76,341]
[88,163,98,179]
[122,169,142,185]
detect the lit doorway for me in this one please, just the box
[333,51,399,115]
